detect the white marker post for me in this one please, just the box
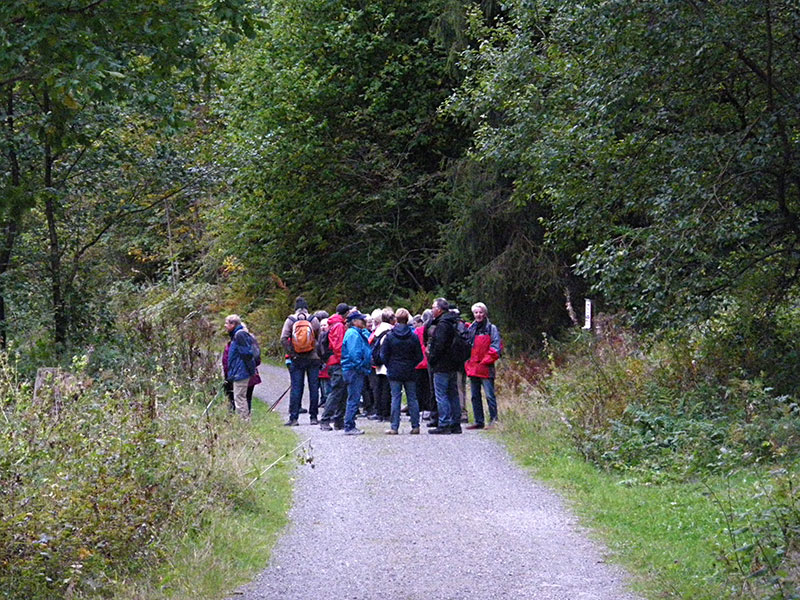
[583,299,593,331]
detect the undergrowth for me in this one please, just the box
[0,283,297,599]
[498,318,800,599]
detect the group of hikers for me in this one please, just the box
[222,296,502,436]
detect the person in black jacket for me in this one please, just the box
[426,298,463,434]
[380,308,424,434]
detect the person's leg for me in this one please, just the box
[389,379,403,431]
[380,375,392,419]
[484,377,498,422]
[457,369,467,421]
[470,376,485,426]
[287,363,305,422]
[427,367,438,424]
[319,378,329,406]
[344,371,365,431]
[364,372,377,415]
[307,364,320,420]
[224,380,235,412]
[415,369,430,412]
[405,379,420,430]
[320,365,343,425]
[447,372,461,430]
[232,378,250,420]
[432,372,452,428]
[246,384,255,415]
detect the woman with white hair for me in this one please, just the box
[465,302,502,429]
[368,307,395,421]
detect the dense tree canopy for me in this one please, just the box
[214,0,474,308]
[1,0,256,349]
[451,0,800,330]
[2,0,800,367]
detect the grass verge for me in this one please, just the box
[115,399,298,600]
[497,403,749,599]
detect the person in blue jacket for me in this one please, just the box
[341,311,372,435]
[225,314,256,420]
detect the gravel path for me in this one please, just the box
[233,364,642,600]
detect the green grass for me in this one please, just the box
[115,400,298,600]
[498,410,743,599]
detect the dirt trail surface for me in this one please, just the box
[234,364,642,600]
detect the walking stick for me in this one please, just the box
[268,385,292,413]
[202,384,226,418]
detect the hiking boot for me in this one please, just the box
[450,424,462,434]
[284,419,299,427]
[343,428,365,436]
[428,427,451,435]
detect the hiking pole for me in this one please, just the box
[202,385,226,418]
[268,385,292,413]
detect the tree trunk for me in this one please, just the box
[1,88,21,350]
[42,89,67,347]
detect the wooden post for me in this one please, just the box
[583,299,593,331]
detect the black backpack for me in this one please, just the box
[371,330,389,367]
[249,333,262,366]
[317,329,333,363]
[235,330,261,368]
[450,320,472,364]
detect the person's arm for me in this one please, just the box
[482,324,502,364]
[234,330,251,355]
[380,334,392,365]
[329,322,344,359]
[412,336,423,365]
[280,317,294,354]
[428,321,448,364]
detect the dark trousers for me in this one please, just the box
[320,364,346,426]
[288,359,319,421]
[375,374,391,418]
[415,368,433,412]
[364,371,377,414]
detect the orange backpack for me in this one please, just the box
[290,315,316,354]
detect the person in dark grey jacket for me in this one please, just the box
[380,308,424,434]
[426,298,463,434]
[279,296,321,426]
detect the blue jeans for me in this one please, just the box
[319,378,331,404]
[288,360,320,420]
[433,372,460,428]
[389,379,420,430]
[343,369,366,431]
[469,376,497,425]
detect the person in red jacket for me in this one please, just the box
[465,302,502,429]
[317,316,331,409]
[319,303,350,431]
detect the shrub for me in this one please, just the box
[715,466,800,600]
[0,283,281,599]
[518,317,800,482]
